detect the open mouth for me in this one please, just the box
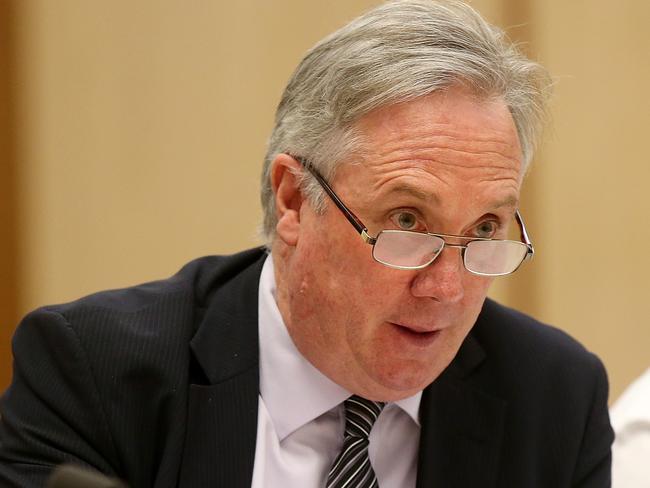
[390,322,441,346]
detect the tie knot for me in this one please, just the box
[344,395,385,439]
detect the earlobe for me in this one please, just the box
[271,154,303,246]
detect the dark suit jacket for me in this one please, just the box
[0,248,613,487]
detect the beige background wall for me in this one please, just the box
[1,0,648,400]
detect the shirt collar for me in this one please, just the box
[258,255,422,441]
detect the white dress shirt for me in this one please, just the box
[251,255,421,488]
[610,368,650,488]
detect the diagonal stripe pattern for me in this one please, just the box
[326,395,385,488]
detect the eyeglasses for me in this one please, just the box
[296,156,534,277]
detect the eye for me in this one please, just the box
[390,211,421,231]
[474,220,498,238]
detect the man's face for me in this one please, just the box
[272,86,523,401]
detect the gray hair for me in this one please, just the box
[260,0,552,244]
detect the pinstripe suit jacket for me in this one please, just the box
[0,248,613,487]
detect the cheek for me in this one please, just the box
[300,256,399,352]
[463,275,493,304]
[293,211,415,333]
[457,274,493,329]
[340,269,413,349]
[287,238,366,334]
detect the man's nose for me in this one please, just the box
[409,246,464,303]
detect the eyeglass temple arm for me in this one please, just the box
[515,210,535,259]
[294,155,532,256]
[294,156,377,244]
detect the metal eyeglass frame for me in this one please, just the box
[295,156,535,276]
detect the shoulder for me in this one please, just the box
[20,248,266,339]
[467,298,610,421]
[1,248,268,484]
[474,298,604,379]
[469,299,613,484]
[38,247,267,317]
[12,247,268,383]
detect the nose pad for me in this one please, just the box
[410,245,465,302]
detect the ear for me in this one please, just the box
[271,154,304,246]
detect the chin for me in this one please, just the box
[368,362,443,400]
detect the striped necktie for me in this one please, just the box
[326,395,385,488]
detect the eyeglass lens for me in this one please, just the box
[372,231,528,275]
[464,240,528,275]
[372,231,444,268]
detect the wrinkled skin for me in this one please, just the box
[271,85,523,401]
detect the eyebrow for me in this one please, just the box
[385,184,519,212]
[388,184,440,204]
[491,195,519,211]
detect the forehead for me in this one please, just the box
[339,86,523,213]
[354,87,522,167]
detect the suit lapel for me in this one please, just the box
[416,333,506,488]
[178,253,266,488]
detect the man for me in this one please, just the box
[0,1,613,487]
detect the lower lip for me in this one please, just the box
[390,323,441,348]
